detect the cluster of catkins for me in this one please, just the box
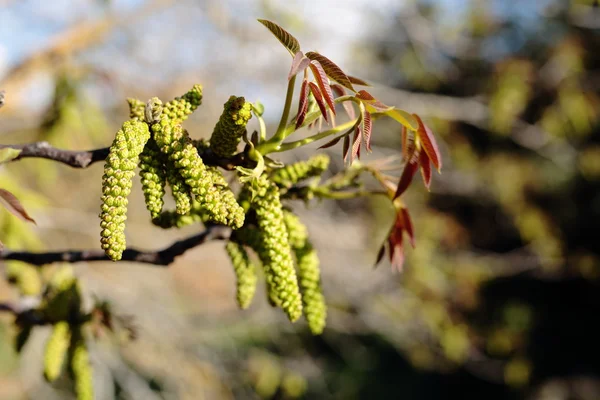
[99,86,329,334]
[7,263,93,400]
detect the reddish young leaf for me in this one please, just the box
[288,51,311,81]
[401,126,409,160]
[257,19,301,56]
[331,84,357,121]
[375,244,386,266]
[342,134,350,162]
[393,152,419,199]
[308,82,329,123]
[400,207,415,248]
[305,51,354,91]
[362,111,373,152]
[419,150,432,190]
[295,79,310,128]
[348,75,371,86]
[402,126,417,162]
[389,239,405,273]
[351,126,362,162]
[318,135,343,149]
[355,90,391,112]
[309,60,336,115]
[0,189,36,224]
[413,114,442,172]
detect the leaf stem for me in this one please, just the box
[274,119,358,153]
[257,75,297,154]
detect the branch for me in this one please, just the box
[0,225,231,267]
[0,142,254,170]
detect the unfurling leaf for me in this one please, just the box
[351,126,361,162]
[362,111,373,152]
[348,75,371,86]
[419,150,432,190]
[305,51,354,91]
[388,235,405,273]
[288,51,311,80]
[309,60,336,115]
[257,19,301,56]
[342,134,350,162]
[308,82,329,123]
[0,189,36,224]
[355,90,391,112]
[296,79,310,128]
[318,135,343,149]
[0,148,22,164]
[414,114,442,171]
[393,152,419,199]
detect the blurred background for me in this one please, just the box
[1,0,600,398]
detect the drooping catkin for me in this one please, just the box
[43,265,82,323]
[127,98,145,120]
[165,163,193,215]
[138,139,167,219]
[225,241,257,309]
[283,211,327,335]
[69,328,93,400]
[249,175,302,322]
[271,153,330,189]
[163,84,203,123]
[99,119,150,260]
[209,96,253,157]
[43,321,71,382]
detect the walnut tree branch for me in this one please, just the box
[0,142,254,170]
[0,225,231,267]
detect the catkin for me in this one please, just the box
[271,153,330,188]
[209,96,253,157]
[44,321,71,382]
[69,328,94,400]
[99,119,150,260]
[225,241,257,309]
[138,139,167,219]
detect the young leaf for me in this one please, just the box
[355,90,391,112]
[351,126,361,162]
[400,207,415,248]
[413,114,442,172]
[288,51,311,81]
[257,19,301,56]
[318,135,343,149]
[305,51,354,91]
[342,134,350,162]
[384,109,419,131]
[308,82,329,123]
[419,150,432,190]
[348,76,371,86]
[0,189,36,224]
[309,60,336,115]
[401,126,409,160]
[331,84,356,120]
[0,148,22,164]
[296,79,310,128]
[388,232,405,273]
[375,244,386,267]
[393,152,419,199]
[362,111,373,152]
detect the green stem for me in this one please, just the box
[274,119,358,153]
[257,76,296,154]
[314,189,388,200]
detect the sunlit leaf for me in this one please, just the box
[309,60,336,115]
[318,135,343,149]
[308,82,329,123]
[419,150,432,190]
[355,90,391,112]
[385,109,419,131]
[305,51,354,91]
[296,79,310,128]
[0,148,22,164]
[288,51,311,81]
[413,114,442,172]
[348,75,371,86]
[351,126,361,162]
[257,19,301,56]
[393,152,419,199]
[362,111,373,152]
[0,189,36,224]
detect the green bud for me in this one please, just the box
[209,96,253,157]
[100,119,150,260]
[44,321,71,382]
[271,153,330,188]
[225,241,257,309]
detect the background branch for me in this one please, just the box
[0,225,231,267]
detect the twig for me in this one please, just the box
[0,142,254,170]
[0,225,231,267]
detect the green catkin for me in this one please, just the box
[5,262,42,296]
[283,211,327,335]
[250,175,302,322]
[44,321,71,382]
[99,119,150,260]
[138,139,167,219]
[225,241,258,309]
[163,84,203,123]
[209,96,253,157]
[165,164,193,215]
[127,98,145,120]
[151,114,244,228]
[43,266,82,323]
[271,153,330,188]
[69,328,93,400]
[152,200,207,228]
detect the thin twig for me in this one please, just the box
[0,225,231,267]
